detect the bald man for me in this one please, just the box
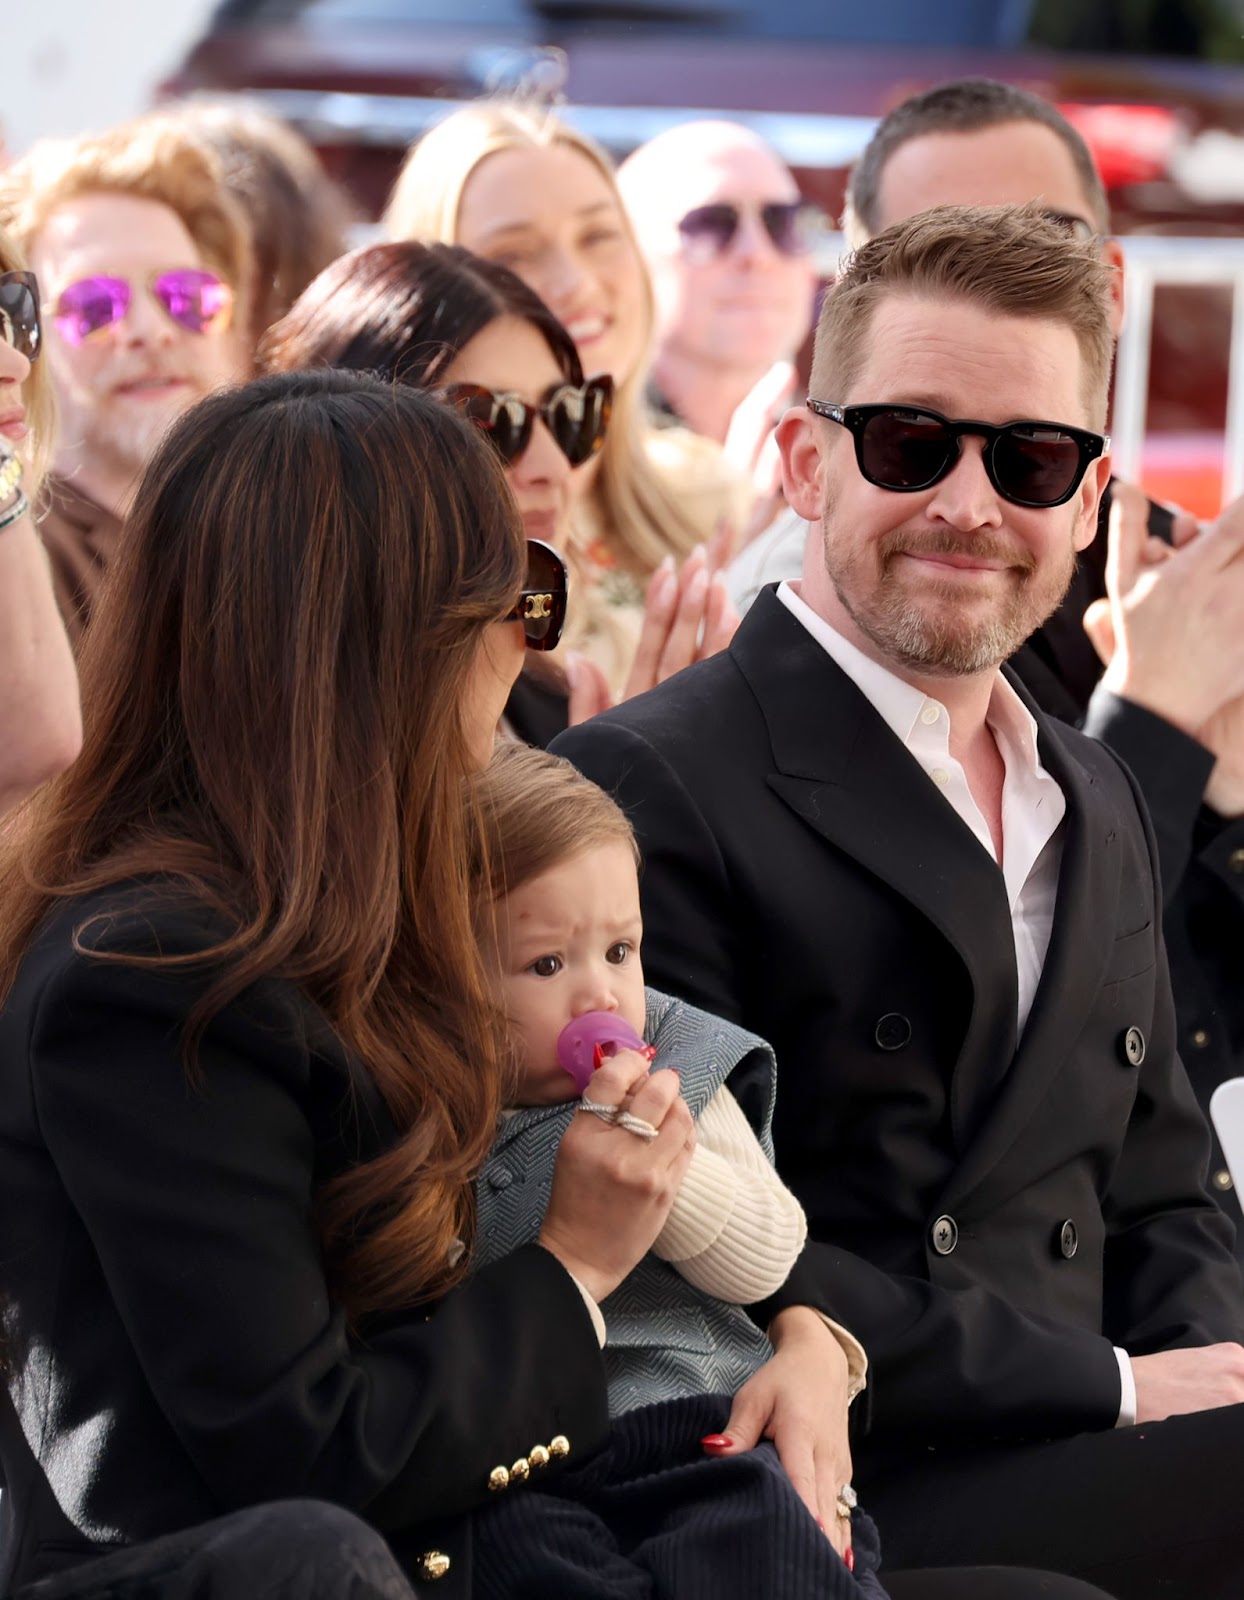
[618,121,817,480]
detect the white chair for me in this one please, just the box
[1209,1077,1244,1193]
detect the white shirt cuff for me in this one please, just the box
[566,1270,607,1348]
[1114,1346,1137,1427]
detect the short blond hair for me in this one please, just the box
[0,114,252,315]
[811,203,1114,429]
[0,221,54,493]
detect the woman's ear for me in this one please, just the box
[776,408,829,524]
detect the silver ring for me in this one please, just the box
[577,1097,619,1126]
[835,1482,857,1521]
[616,1110,659,1142]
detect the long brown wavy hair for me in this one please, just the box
[0,369,525,1319]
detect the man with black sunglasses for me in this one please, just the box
[618,122,817,502]
[554,204,1244,1599]
[0,116,251,647]
[733,79,1244,1265]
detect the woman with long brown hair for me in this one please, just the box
[0,367,887,1600]
[0,369,698,1594]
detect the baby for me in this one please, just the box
[466,742,882,1600]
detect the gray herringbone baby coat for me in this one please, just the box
[473,989,780,1414]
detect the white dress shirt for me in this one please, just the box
[775,582,1137,1424]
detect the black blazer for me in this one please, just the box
[1009,488,1244,1250]
[0,888,608,1595]
[552,588,1244,1461]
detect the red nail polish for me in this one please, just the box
[699,1433,733,1449]
[816,1519,825,1531]
[845,1548,855,1574]
[592,1043,606,1070]
[640,1043,658,1062]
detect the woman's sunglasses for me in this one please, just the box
[0,271,41,362]
[52,268,234,346]
[507,537,569,652]
[807,400,1109,509]
[677,200,822,262]
[442,376,613,468]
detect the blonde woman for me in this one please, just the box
[385,102,744,705]
[0,229,80,817]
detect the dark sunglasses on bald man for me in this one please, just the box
[807,400,1108,509]
[676,200,822,262]
[0,271,41,362]
[442,376,613,468]
[507,538,569,652]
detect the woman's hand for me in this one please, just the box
[704,1306,855,1559]
[621,543,739,703]
[538,1052,696,1304]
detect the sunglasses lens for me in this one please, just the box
[859,409,957,490]
[514,538,568,651]
[444,385,532,465]
[0,274,40,361]
[993,425,1085,506]
[761,202,813,256]
[55,276,128,345]
[677,204,739,260]
[544,379,612,467]
[154,270,232,335]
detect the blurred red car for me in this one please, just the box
[166,0,1244,513]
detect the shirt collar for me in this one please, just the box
[776,579,1045,774]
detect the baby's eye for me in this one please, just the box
[528,954,562,978]
[605,942,631,966]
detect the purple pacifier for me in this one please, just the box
[556,1011,655,1094]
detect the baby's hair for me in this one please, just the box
[471,743,639,908]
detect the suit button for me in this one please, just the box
[510,1456,531,1482]
[931,1215,958,1255]
[1191,1028,1211,1050]
[875,1013,912,1051]
[488,1465,510,1492]
[1213,1169,1234,1192]
[419,1552,451,1581]
[1229,847,1244,874]
[488,1168,513,1191]
[1119,1026,1146,1067]
[549,1435,570,1458]
[1058,1219,1079,1259]
[528,1443,550,1469]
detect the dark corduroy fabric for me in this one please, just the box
[471,1394,886,1600]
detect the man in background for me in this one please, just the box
[619,120,817,519]
[0,117,251,644]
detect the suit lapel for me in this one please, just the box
[939,692,1123,1211]
[734,592,1019,1136]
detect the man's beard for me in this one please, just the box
[821,515,1078,678]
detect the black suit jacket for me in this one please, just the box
[1010,485,1244,1249]
[552,588,1244,1461]
[0,887,609,1595]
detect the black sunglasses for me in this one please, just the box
[676,200,821,261]
[807,400,1109,509]
[0,271,41,362]
[506,537,569,652]
[442,376,613,468]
